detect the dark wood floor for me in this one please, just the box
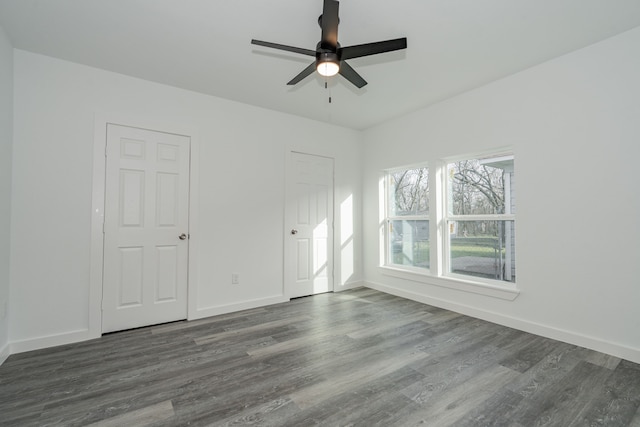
[1,288,639,426]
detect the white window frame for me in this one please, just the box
[379,150,519,301]
[443,152,516,284]
[384,164,430,274]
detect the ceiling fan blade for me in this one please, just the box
[340,37,407,60]
[251,39,316,57]
[287,62,317,85]
[339,61,367,88]
[320,0,339,48]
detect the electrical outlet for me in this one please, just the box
[231,273,240,285]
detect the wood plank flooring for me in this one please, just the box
[1,288,639,426]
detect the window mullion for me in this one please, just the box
[447,214,516,221]
[388,215,428,221]
[432,160,443,277]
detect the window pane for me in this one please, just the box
[389,168,429,216]
[390,219,429,269]
[448,220,515,282]
[448,157,514,215]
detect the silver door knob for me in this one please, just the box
[291,229,298,235]
[179,233,187,240]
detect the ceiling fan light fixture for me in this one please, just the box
[316,52,340,77]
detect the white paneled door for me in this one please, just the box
[285,152,334,299]
[102,124,190,333]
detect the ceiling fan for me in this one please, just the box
[251,0,407,88]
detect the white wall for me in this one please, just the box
[7,26,639,364]
[362,27,640,363]
[0,24,13,363]
[10,50,362,351]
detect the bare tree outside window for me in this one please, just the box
[449,159,505,236]
[389,168,429,216]
[447,156,515,282]
[387,167,429,269]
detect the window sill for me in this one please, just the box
[379,266,520,301]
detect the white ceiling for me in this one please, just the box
[1,0,640,130]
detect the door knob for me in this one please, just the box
[179,233,187,240]
[291,229,298,235]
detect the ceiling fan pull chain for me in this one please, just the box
[325,79,332,104]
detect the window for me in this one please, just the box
[385,166,429,270]
[445,155,515,283]
[382,152,516,291]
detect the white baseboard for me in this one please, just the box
[334,281,364,292]
[10,283,636,365]
[10,329,92,355]
[364,280,640,365]
[190,284,365,319]
[7,295,289,356]
[0,342,9,366]
[192,295,288,320]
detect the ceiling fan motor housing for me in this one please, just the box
[317,51,340,64]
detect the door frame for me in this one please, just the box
[88,114,200,339]
[284,150,335,299]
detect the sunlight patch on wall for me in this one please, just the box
[340,194,354,283]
